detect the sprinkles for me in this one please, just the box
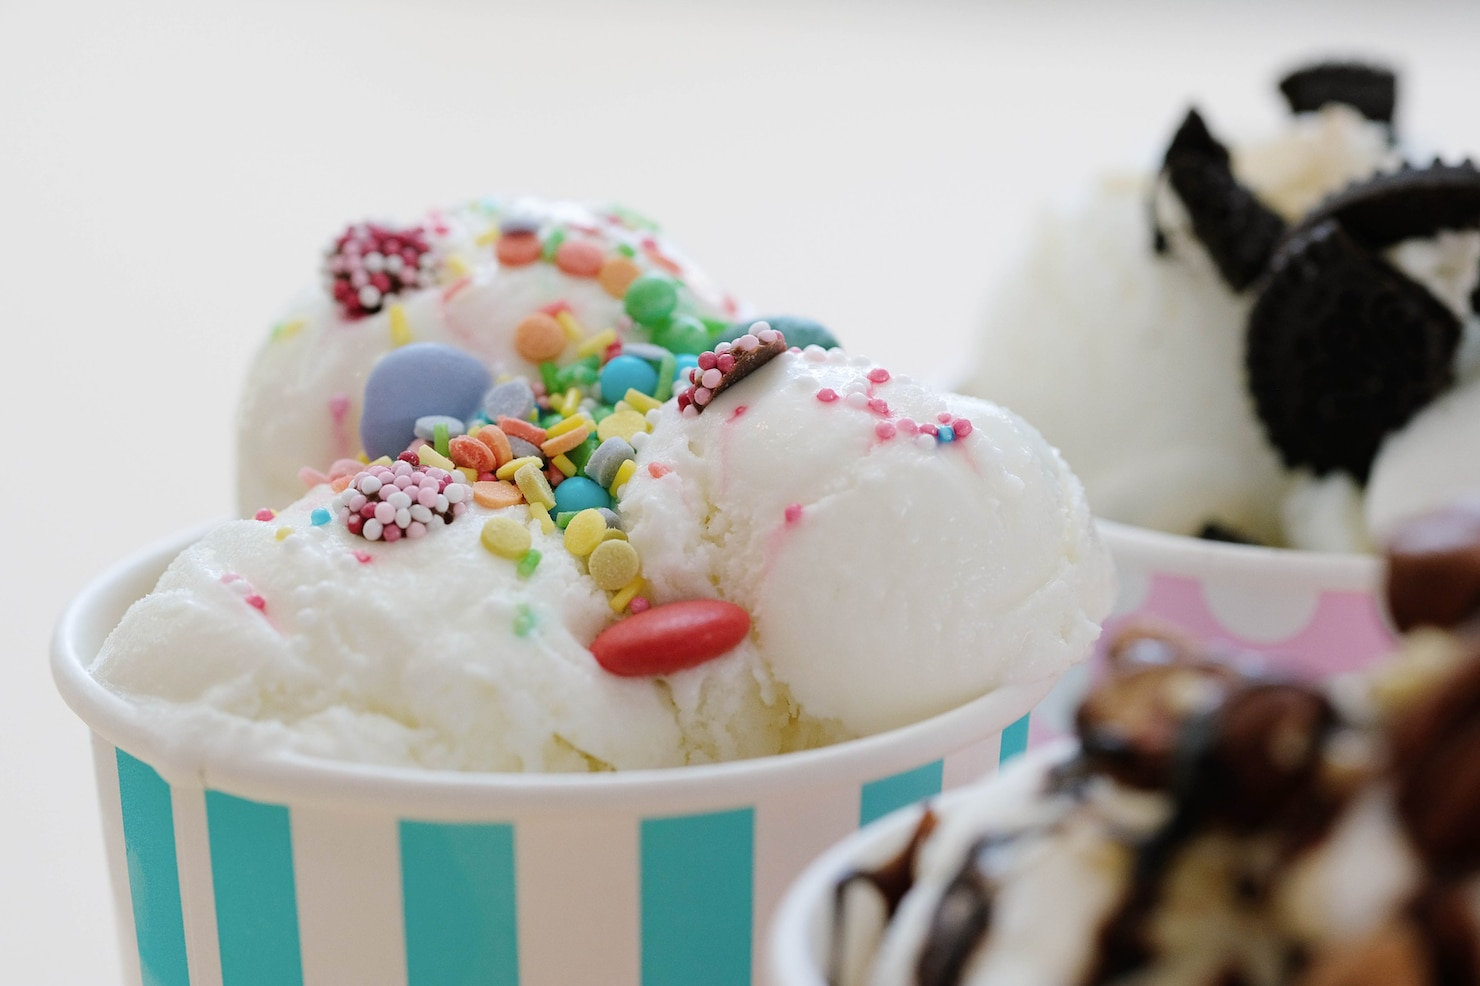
[324,222,435,319]
[332,460,469,541]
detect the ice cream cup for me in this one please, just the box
[767,745,1065,986]
[53,527,1059,986]
[1029,519,1397,745]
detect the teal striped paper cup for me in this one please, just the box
[53,529,1060,986]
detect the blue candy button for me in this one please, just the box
[552,476,613,514]
[600,355,660,404]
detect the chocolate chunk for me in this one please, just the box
[1200,683,1336,832]
[1390,645,1480,872]
[1408,885,1480,986]
[1278,62,1397,124]
[1295,921,1430,986]
[1158,108,1287,291]
[1384,500,1480,633]
[1105,622,1204,673]
[1245,218,1461,479]
[1301,160,1480,251]
[1076,661,1242,791]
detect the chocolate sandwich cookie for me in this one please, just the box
[1279,61,1398,125]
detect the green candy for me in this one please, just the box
[566,433,598,470]
[624,274,679,327]
[513,601,538,635]
[655,314,711,355]
[516,550,542,580]
[539,361,561,395]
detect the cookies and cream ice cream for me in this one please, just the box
[965,61,1480,552]
[94,326,1113,772]
[236,196,743,514]
[828,499,1480,986]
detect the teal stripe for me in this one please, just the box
[859,760,944,826]
[999,712,1031,765]
[205,791,303,986]
[115,750,190,986]
[640,808,753,986]
[400,821,519,986]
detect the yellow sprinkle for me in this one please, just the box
[623,389,662,414]
[613,400,634,415]
[597,409,649,444]
[546,392,567,416]
[271,319,306,342]
[609,576,647,613]
[475,227,501,247]
[609,458,638,494]
[561,388,581,414]
[445,254,472,278]
[389,303,412,348]
[458,467,478,483]
[514,462,555,509]
[588,539,641,591]
[480,516,532,559]
[529,501,555,534]
[563,509,608,557]
[551,453,577,478]
[555,310,586,342]
[546,413,592,439]
[601,528,629,542]
[575,328,619,358]
[368,455,391,466]
[417,444,456,471]
[496,456,544,481]
[275,526,294,541]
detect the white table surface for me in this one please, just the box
[4,0,1479,981]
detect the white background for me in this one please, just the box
[4,1,1479,981]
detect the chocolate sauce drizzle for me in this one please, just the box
[829,808,938,986]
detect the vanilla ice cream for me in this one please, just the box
[94,328,1113,772]
[237,196,741,514]
[965,61,1480,552]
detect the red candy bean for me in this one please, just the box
[590,600,752,677]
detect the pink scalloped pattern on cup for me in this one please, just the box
[1122,572,1395,678]
[1030,568,1398,747]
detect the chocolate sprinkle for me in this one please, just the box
[1300,160,1480,252]
[1158,108,1287,291]
[1245,218,1460,479]
[1278,61,1397,124]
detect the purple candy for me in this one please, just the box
[359,343,491,460]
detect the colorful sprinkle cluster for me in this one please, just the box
[323,223,436,319]
[676,324,788,415]
[330,457,469,541]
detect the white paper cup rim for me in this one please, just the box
[1096,518,1380,588]
[53,524,1057,816]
